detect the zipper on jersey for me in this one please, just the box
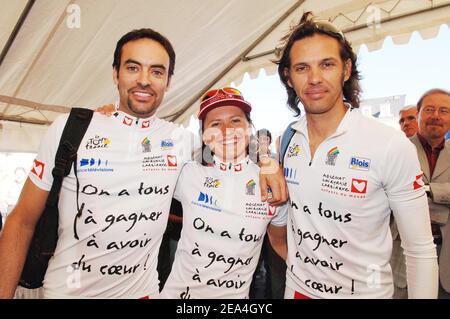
[300,107,353,167]
[302,132,344,167]
[128,124,141,157]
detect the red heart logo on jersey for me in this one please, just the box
[351,178,367,194]
[268,205,276,216]
[167,155,177,167]
[123,117,133,126]
[413,173,424,190]
[31,159,45,180]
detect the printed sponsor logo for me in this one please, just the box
[246,179,256,195]
[78,158,113,173]
[287,144,301,158]
[349,156,371,171]
[31,159,45,180]
[268,205,276,216]
[192,192,221,212]
[204,177,221,188]
[141,137,151,153]
[321,174,349,192]
[325,147,340,166]
[167,155,177,167]
[284,167,299,185]
[86,135,110,149]
[142,155,175,171]
[123,116,133,126]
[197,192,218,206]
[413,173,424,190]
[321,174,366,199]
[80,158,108,167]
[351,178,368,194]
[161,139,174,150]
[141,120,150,128]
[245,202,273,220]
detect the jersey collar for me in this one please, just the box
[212,156,251,173]
[292,103,359,139]
[112,111,156,129]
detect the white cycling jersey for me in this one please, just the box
[160,157,287,299]
[283,106,437,299]
[29,111,193,298]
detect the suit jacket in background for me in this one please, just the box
[410,134,450,292]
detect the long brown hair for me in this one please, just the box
[275,12,362,116]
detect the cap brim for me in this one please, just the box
[198,99,252,120]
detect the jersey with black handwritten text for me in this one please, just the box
[283,107,427,298]
[29,111,193,298]
[160,157,287,299]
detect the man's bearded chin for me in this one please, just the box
[127,98,155,116]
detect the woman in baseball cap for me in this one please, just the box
[198,87,253,166]
[160,87,288,299]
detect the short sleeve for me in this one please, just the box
[173,162,189,201]
[270,202,288,227]
[382,132,426,204]
[28,114,68,191]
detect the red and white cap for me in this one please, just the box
[197,87,252,120]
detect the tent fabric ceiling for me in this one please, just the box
[0,0,449,153]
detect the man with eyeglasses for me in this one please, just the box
[410,88,450,298]
[276,12,438,299]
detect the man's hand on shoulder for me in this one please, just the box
[95,104,115,116]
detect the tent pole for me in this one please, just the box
[0,95,71,114]
[244,2,450,62]
[0,0,36,68]
[2,0,77,118]
[0,116,50,126]
[166,0,306,122]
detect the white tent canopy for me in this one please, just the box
[1,0,449,152]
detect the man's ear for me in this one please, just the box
[344,59,352,82]
[165,77,171,92]
[113,67,119,85]
[284,68,293,88]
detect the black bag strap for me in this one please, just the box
[46,108,93,207]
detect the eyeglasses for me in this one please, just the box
[275,17,345,58]
[422,107,450,116]
[310,19,345,39]
[201,87,243,104]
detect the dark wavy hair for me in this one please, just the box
[113,28,175,81]
[275,12,361,116]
